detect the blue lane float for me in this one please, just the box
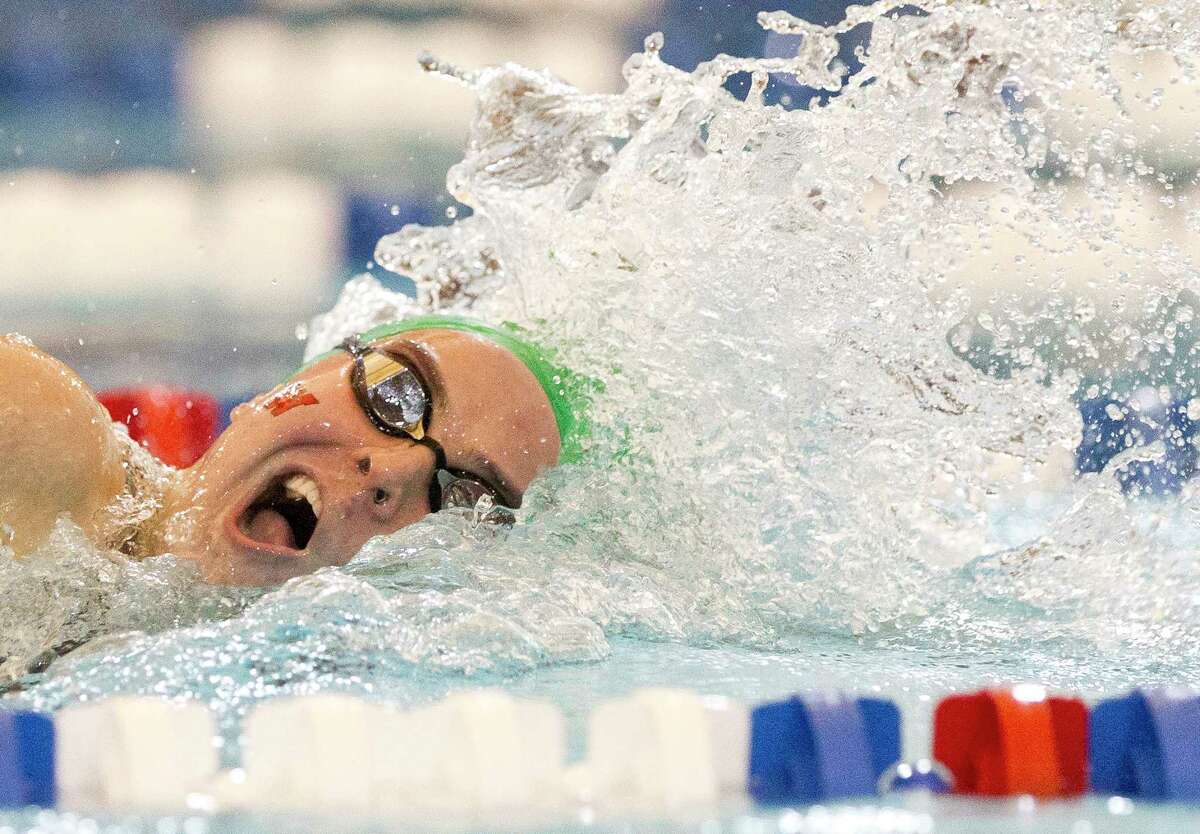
[1090,689,1200,800]
[0,711,55,809]
[747,695,900,804]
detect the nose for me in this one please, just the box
[352,443,438,529]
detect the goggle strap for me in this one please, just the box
[419,436,448,512]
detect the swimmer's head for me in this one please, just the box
[165,317,583,586]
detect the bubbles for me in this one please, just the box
[0,518,242,687]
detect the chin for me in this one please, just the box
[196,541,345,587]
[199,510,357,586]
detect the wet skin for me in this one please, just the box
[0,335,126,554]
[158,329,561,585]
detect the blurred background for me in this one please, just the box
[0,0,858,398]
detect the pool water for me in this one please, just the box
[6,0,1200,830]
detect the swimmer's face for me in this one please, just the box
[169,329,561,585]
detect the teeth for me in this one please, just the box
[283,474,322,519]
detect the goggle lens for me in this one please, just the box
[360,351,427,439]
[343,337,428,439]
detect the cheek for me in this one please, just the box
[203,431,253,466]
[217,406,324,454]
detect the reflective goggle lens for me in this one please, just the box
[436,471,517,526]
[359,351,427,439]
[343,337,428,440]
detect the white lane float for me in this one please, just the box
[231,690,568,818]
[233,694,383,813]
[580,688,749,813]
[54,698,219,811]
[391,690,568,816]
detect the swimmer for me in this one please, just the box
[0,318,582,585]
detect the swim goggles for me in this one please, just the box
[339,335,515,525]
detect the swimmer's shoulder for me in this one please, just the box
[1,334,92,399]
[0,334,126,555]
[0,334,110,426]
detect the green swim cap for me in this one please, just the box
[296,315,590,464]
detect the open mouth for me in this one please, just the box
[237,473,322,552]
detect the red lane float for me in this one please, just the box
[933,686,1087,797]
[99,386,220,468]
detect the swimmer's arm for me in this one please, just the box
[0,335,126,555]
